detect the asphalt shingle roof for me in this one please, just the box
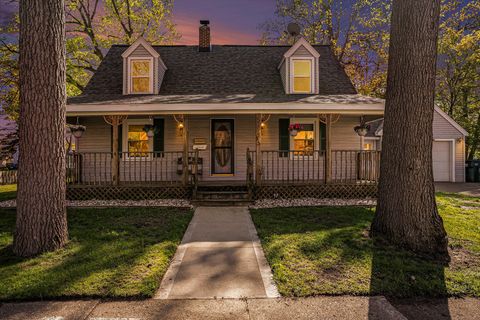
[69,44,357,105]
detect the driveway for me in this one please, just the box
[435,182,480,196]
[155,206,279,299]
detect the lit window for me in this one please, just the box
[293,123,315,156]
[364,143,373,151]
[130,59,152,94]
[128,125,150,156]
[292,60,312,93]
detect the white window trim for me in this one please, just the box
[127,57,154,95]
[433,139,456,182]
[289,118,319,159]
[290,57,314,94]
[122,118,153,160]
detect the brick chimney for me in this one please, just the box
[199,20,211,52]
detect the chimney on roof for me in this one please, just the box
[199,20,211,52]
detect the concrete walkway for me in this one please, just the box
[2,297,479,320]
[155,206,279,299]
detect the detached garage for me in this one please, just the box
[432,107,468,182]
[365,107,468,182]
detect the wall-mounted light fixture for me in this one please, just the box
[173,114,185,136]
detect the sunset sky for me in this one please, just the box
[0,0,277,44]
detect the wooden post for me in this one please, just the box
[255,114,262,185]
[325,114,332,184]
[182,116,189,186]
[104,115,128,186]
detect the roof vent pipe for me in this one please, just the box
[199,20,211,52]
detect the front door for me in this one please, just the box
[211,119,234,175]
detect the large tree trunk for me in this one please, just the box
[371,0,449,260]
[14,0,68,257]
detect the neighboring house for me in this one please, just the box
[66,21,467,200]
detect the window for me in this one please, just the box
[123,119,153,157]
[292,59,312,93]
[293,123,315,156]
[129,58,153,94]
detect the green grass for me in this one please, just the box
[0,207,193,300]
[0,184,16,201]
[251,193,480,297]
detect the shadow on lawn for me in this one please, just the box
[0,207,192,300]
[252,206,452,319]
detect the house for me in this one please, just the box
[65,20,467,200]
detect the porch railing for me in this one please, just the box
[66,151,197,186]
[246,149,381,185]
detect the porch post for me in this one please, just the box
[182,116,189,186]
[325,114,332,184]
[255,114,262,185]
[104,115,128,186]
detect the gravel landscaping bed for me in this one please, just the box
[0,199,193,208]
[250,198,376,209]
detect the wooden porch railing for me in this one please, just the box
[66,151,198,186]
[246,149,381,185]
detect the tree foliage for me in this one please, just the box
[0,0,178,119]
[436,0,480,159]
[260,0,391,97]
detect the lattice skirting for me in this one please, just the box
[67,185,192,200]
[254,183,377,200]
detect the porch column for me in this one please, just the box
[325,114,332,184]
[104,115,128,186]
[255,114,262,185]
[182,116,189,186]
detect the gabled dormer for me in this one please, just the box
[278,37,320,94]
[122,37,167,95]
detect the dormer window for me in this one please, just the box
[292,59,313,93]
[128,58,153,94]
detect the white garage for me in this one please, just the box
[432,140,454,182]
[366,107,468,182]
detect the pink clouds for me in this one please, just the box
[174,15,260,45]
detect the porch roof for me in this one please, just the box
[66,94,385,116]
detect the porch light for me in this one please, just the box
[69,124,86,139]
[354,117,370,137]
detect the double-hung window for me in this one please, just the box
[128,58,153,94]
[123,119,153,158]
[290,119,319,158]
[292,59,313,93]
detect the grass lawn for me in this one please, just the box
[0,207,193,300]
[0,184,16,201]
[251,193,480,297]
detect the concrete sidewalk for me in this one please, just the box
[155,206,278,299]
[435,182,480,196]
[1,297,479,320]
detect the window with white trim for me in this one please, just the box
[123,119,153,157]
[290,118,318,157]
[292,59,313,93]
[128,58,153,94]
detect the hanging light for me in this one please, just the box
[69,124,86,139]
[143,125,156,138]
[354,117,370,137]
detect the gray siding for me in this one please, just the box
[433,111,465,182]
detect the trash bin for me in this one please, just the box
[466,160,480,182]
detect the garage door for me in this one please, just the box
[432,141,451,182]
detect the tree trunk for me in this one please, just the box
[371,0,449,261]
[14,0,68,257]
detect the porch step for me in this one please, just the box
[191,198,252,207]
[196,190,250,200]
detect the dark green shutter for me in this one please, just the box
[320,122,326,151]
[153,118,165,157]
[111,125,123,157]
[279,118,290,157]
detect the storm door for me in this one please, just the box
[211,119,234,174]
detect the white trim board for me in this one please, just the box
[122,37,160,59]
[66,103,385,116]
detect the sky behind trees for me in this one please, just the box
[0,0,277,44]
